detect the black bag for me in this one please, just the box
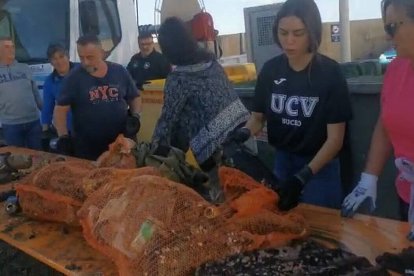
[222,141,279,191]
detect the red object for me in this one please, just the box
[191,12,216,41]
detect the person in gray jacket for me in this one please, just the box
[0,37,42,149]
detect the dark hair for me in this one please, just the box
[76,35,101,47]
[157,17,215,66]
[273,0,322,53]
[138,32,153,40]
[46,43,67,59]
[382,0,414,20]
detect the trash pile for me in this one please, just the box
[16,161,160,225]
[0,152,33,184]
[196,240,389,275]
[376,246,414,275]
[7,135,408,276]
[77,167,307,276]
[9,135,308,275]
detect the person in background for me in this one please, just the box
[342,0,414,241]
[0,37,42,150]
[151,17,250,202]
[41,44,76,151]
[228,0,352,211]
[54,35,142,160]
[127,32,171,91]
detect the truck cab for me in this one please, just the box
[0,0,139,89]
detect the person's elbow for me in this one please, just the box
[129,96,142,114]
[326,123,346,153]
[328,135,344,153]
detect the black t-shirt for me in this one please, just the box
[127,50,171,90]
[252,54,352,156]
[58,62,139,156]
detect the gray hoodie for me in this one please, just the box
[0,61,42,125]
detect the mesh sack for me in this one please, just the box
[78,168,308,276]
[219,166,307,248]
[96,135,209,190]
[95,134,137,169]
[16,160,160,225]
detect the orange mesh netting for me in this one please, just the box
[78,166,308,276]
[16,161,160,226]
[95,134,137,169]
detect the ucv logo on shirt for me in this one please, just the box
[271,93,319,127]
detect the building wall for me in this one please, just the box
[217,33,246,57]
[320,18,390,61]
[218,18,390,62]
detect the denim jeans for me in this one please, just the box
[2,120,42,150]
[273,150,342,209]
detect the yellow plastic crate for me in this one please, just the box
[223,63,257,84]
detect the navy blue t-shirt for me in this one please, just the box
[58,62,139,158]
[252,54,352,156]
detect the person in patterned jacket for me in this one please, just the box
[151,17,250,201]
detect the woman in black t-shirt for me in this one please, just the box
[229,0,352,211]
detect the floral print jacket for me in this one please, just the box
[152,60,250,164]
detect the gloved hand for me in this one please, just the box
[277,165,313,211]
[341,172,377,217]
[222,127,251,159]
[41,128,56,140]
[226,127,251,144]
[151,142,171,157]
[408,225,414,241]
[53,135,74,156]
[41,128,57,151]
[376,246,414,274]
[125,113,141,139]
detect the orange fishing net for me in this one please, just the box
[16,161,160,226]
[95,134,137,169]
[78,166,308,276]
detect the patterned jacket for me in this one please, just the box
[152,60,250,164]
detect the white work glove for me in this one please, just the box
[341,172,378,217]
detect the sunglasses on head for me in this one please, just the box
[384,21,404,38]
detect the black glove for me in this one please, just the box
[41,128,57,151]
[152,144,171,157]
[226,127,251,144]
[54,135,74,156]
[222,127,251,159]
[376,247,414,274]
[41,128,57,140]
[125,113,141,139]
[277,166,313,211]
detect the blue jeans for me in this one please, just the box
[2,120,42,150]
[273,150,342,209]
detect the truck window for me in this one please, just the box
[0,0,69,64]
[79,0,122,56]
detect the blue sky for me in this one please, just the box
[138,0,383,35]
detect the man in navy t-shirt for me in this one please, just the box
[54,35,142,160]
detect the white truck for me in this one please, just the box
[0,0,140,89]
